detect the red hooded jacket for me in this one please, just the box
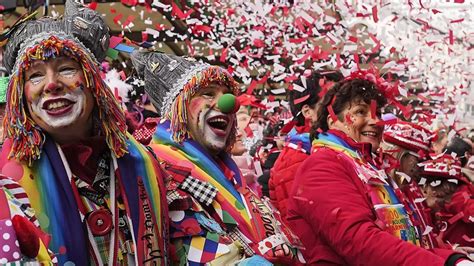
[287,130,457,265]
[269,126,311,223]
[435,184,474,248]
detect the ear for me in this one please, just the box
[327,114,336,129]
[301,104,311,119]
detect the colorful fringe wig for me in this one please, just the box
[167,66,240,150]
[3,35,128,164]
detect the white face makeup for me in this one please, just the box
[24,57,95,142]
[199,108,234,152]
[186,84,236,155]
[29,85,87,128]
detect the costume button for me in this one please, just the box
[87,209,113,236]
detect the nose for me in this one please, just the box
[43,72,62,94]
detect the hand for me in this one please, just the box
[454,246,474,256]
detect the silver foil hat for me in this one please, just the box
[2,0,110,74]
[130,50,211,117]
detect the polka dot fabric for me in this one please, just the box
[0,219,21,263]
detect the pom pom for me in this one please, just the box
[12,215,40,258]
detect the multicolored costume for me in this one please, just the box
[0,1,168,264]
[149,120,304,265]
[0,136,168,265]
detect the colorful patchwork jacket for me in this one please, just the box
[149,120,305,265]
[0,135,169,265]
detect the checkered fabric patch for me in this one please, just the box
[167,190,182,204]
[179,176,217,206]
[228,229,255,256]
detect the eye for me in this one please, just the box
[27,73,45,85]
[354,108,367,116]
[59,67,78,78]
[201,91,215,99]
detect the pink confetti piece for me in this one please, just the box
[109,36,123,49]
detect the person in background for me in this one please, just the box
[419,155,474,251]
[287,76,469,265]
[444,136,473,168]
[433,128,449,154]
[0,1,168,264]
[131,50,305,265]
[269,71,342,222]
[231,106,261,195]
[382,121,440,249]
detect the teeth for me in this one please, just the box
[46,100,70,110]
[209,118,227,123]
[362,132,377,137]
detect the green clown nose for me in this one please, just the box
[217,93,240,114]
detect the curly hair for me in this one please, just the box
[310,78,387,141]
[288,71,342,126]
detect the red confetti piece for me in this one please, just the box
[88,1,97,10]
[450,18,464,23]
[449,30,454,45]
[172,2,194,20]
[431,9,441,14]
[348,36,358,43]
[328,106,338,123]
[294,95,311,105]
[372,5,378,22]
[123,15,135,28]
[113,14,123,25]
[370,100,377,119]
[246,80,257,95]
[244,125,254,138]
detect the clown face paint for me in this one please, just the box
[186,84,236,155]
[24,57,94,142]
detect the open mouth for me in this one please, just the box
[42,98,75,115]
[207,115,230,136]
[361,131,379,138]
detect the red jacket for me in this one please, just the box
[435,184,474,248]
[287,130,455,265]
[269,146,309,223]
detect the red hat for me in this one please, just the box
[383,121,435,156]
[418,155,467,183]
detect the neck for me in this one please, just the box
[50,119,94,144]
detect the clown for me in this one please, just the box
[131,50,305,265]
[0,1,168,264]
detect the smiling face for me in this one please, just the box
[329,99,383,152]
[24,57,94,142]
[186,83,236,155]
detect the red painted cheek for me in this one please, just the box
[24,83,41,103]
[189,98,206,119]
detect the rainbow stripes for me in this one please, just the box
[151,120,255,241]
[312,132,419,246]
[1,134,167,265]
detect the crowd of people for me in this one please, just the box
[0,1,472,265]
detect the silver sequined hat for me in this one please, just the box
[2,0,109,74]
[130,50,239,117]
